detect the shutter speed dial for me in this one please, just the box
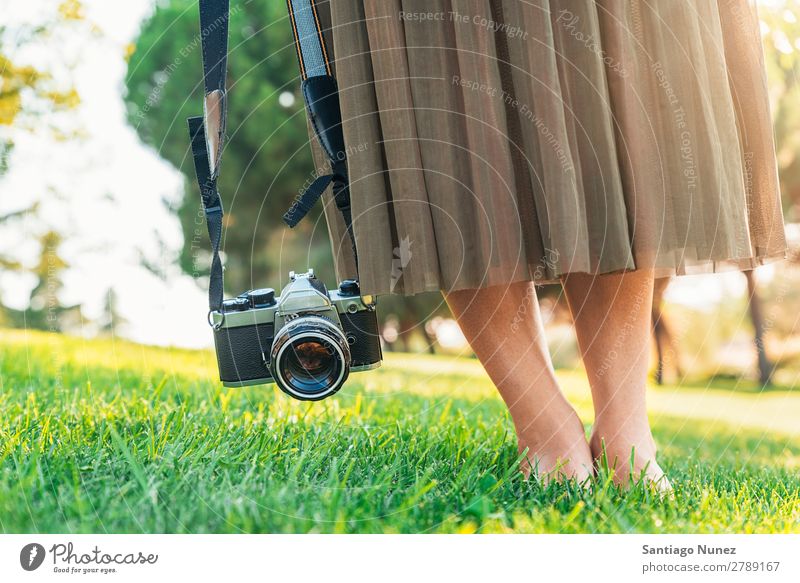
[247,288,276,308]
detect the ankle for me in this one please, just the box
[589,415,657,462]
[510,402,592,482]
[512,395,583,441]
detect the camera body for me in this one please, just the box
[210,270,382,400]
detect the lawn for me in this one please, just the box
[0,329,798,533]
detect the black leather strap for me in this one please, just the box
[284,174,333,227]
[199,0,229,94]
[282,79,358,268]
[186,0,230,314]
[188,116,224,313]
[198,0,230,181]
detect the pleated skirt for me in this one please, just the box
[309,0,787,296]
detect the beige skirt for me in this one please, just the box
[309,0,786,296]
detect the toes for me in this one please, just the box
[588,435,668,488]
[521,455,593,484]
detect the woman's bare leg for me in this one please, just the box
[562,269,668,487]
[445,281,592,482]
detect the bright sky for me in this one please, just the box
[0,0,778,349]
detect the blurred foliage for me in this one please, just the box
[761,266,800,339]
[0,2,82,184]
[20,231,84,332]
[97,288,127,337]
[124,0,325,294]
[0,1,86,327]
[0,1,83,133]
[0,54,45,126]
[761,1,800,218]
[0,206,33,327]
[759,265,800,383]
[0,48,79,129]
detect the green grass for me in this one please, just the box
[0,329,798,533]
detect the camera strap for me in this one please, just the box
[283,0,358,270]
[187,0,230,314]
[188,116,224,314]
[187,0,358,317]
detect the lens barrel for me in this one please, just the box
[269,315,350,400]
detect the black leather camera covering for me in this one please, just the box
[214,322,275,383]
[340,310,383,367]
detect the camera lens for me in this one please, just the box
[283,338,340,383]
[270,316,350,400]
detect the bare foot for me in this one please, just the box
[590,413,670,491]
[515,399,593,484]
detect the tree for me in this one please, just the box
[25,230,82,332]
[124,0,326,294]
[761,2,800,218]
[0,205,36,326]
[1,2,84,192]
[651,277,683,385]
[0,1,86,330]
[0,1,82,137]
[745,270,773,385]
[97,288,127,337]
